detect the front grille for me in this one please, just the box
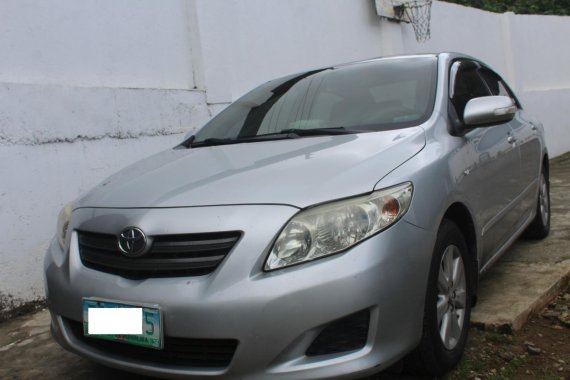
[306,310,370,356]
[78,230,241,279]
[64,318,238,368]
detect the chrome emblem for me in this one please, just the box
[118,227,147,257]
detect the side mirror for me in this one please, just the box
[463,96,516,127]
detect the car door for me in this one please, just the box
[448,60,521,268]
[479,68,542,221]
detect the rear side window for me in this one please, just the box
[479,69,521,108]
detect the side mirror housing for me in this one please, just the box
[463,96,516,127]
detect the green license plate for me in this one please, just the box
[82,298,163,350]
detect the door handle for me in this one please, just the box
[507,135,516,144]
[530,123,537,131]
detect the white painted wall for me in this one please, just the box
[0,0,194,90]
[192,0,403,104]
[509,14,570,158]
[1,0,570,310]
[0,0,210,307]
[0,134,184,302]
[509,14,570,92]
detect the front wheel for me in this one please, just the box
[406,219,472,376]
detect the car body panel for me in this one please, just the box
[76,128,425,210]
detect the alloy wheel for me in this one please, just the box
[436,245,467,350]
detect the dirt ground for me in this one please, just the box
[375,284,570,380]
[445,284,570,380]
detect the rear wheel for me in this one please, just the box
[523,169,550,239]
[406,220,472,376]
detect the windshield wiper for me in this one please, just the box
[189,134,296,148]
[187,127,357,148]
[275,127,354,136]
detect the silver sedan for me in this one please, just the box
[45,52,549,379]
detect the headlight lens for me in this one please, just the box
[265,182,413,270]
[57,202,74,250]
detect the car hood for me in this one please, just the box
[77,128,425,209]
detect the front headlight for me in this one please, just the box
[56,202,74,250]
[265,182,413,271]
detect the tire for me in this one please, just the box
[405,219,472,376]
[523,168,550,240]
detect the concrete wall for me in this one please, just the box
[0,0,195,90]
[509,14,570,158]
[1,0,570,311]
[0,0,211,308]
[192,0,402,104]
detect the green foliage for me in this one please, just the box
[441,0,570,15]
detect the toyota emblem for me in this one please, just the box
[118,227,147,257]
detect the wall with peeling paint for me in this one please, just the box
[0,0,212,306]
[1,0,570,312]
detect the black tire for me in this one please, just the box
[405,219,473,376]
[523,168,550,240]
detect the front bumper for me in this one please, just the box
[45,205,434,379]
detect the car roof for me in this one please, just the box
[329,52,496,75]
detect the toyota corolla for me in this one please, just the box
[44,52,550,379]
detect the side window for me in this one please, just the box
[450,61,491,122]
[479,69,521,109]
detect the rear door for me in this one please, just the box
[479,69,542,221]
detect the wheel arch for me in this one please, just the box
[441,202,479,306]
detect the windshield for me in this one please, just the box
[191,56,437,146]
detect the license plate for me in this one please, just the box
[82,298,163,350]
